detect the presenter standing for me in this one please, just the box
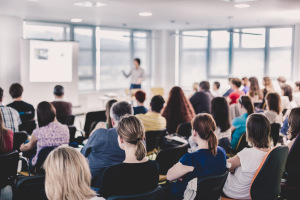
[122,58,145,89]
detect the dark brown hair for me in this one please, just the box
[295,81,300,90]
[9,83,23,99]
[242,77,249,86]
[239,96,254,115]
[117,116,146,161]
[266,93,281,115]
[288,108,300,140]
[192,114,218,156]
[211,97,231,132]
[106,99,117,129]
[199,81,210,91]
[37,101,56,127]
[135,91,146,103]
[231,78,242,88]
[246,114,270,148]
[281,84,293,102]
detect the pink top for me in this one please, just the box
[32,121,69,165]
[1,129,13,154]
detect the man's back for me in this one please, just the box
[7,101,35,122]
[189,91,212,114]
[0,105,21,132]
[51,101,72,116]
[136,112,166,132]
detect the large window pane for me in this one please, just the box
[182,31,208,49]
[78,51,94,77]
[133,32,148,49]
[210,50,229,76]
[24,23,66,40]
[78,79,94,91]
[74,28,93,49]
[269,49,292,79]
[211,31,229,48]
[241,28,265,48]
[270,28,293,47]
[100,30,130,50]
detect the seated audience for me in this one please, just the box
[223,78,233,97]
[0,87,21,132]
[280,117,289,137]
[7,83,35,123]
[264,93,283,124]
[0,110,13,154]
[242,77,250,94]
[188,82,199,99]
[51,85,72,116]
[281,84,297,113]
[212,81,222,97]
[277,76,287,87]
[223,114,271,200]
[81,101,131,183]
[286,107,300,150]
[99,116,159,198]
[20,101,69,166]
[162,87,195,134]
[136,95,166,132]
[261,77,275,108]
[189,81,213,114]
[231,96,254,150]
[44,146,104,200]
[248,77,263,102]
[167,113,227,200]
[293,81,300,107]
[227,78,244,105]
[133,90,148,115]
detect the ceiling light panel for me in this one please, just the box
[73,1,107,8]
[223,0,257,2]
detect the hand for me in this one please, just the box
[229,168,236,175]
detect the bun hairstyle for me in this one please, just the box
[192,113,218,156]
[117,116,146,161]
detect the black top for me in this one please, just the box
[133,106,148,115]
[189,91,213,114]
[7,101,35,123]
[99,160,159,198]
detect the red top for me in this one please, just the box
[229,91,245,105]
[1,130,13,154]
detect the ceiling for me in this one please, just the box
[1,0,300,30]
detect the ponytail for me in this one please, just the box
[207,131,218,156]
[135,140,146,161]
[240,96,254,115]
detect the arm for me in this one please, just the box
[20,134,38,152]
[231,125,236,133]
[166,162,194,182]
[227,155,241,174]
[122,69,132,78]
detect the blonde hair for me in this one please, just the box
[44,146,97,200]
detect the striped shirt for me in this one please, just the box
[0,105,21,132]
[136,112,166,132]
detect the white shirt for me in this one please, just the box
[293,92,300,107]
[263,110,283,124]
[215,127,231,140]
[212,90,222,97]
[124,67,145,84]
[223,148,268,200]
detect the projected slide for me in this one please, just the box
[29,40,73,82]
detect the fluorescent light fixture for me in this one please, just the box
[71,18,82,22]
[139,12,152,17]
[95,2,106,7]
[223,0,256,2]
[74,1,106,8]
[28,0,39,2]
[234,3,250,8]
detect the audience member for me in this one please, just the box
[44,146,104,200]
[231,96,254,150]
[212,81,222,97]
[0,87,21,132]
[223,114,271,200]
[190,81,213,114]
[7,83,35,122]
[227,78,244,105]
[136,95,166,132]
[133,90,148,115]
[0,110,13,154]
[248,77,263,102]
[286,108,300,150]
[277,76,287,87]
[20,101,69,166]
[99,116,159,198]
[162,87,195,134]
[81,101,131,183]
[51,85,72,116]
[280,118,289,137]
[166,114,227,200]
[264,93,283,124]
[241,77,250,94]
[293,81,300,107]
[261,77,275,108]
[281,84,297,113]
[223,78,233,97]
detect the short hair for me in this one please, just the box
[295,81,300,90]
[37,101,56,127]
[0,87,3,101]
[150,95,165,113]
[134,58,141,65]
[231,78,242,88]
[266,93,281,115]
[288,107,300,140]
[242,77,249,87]
[281,84,293,102]
[53,85,64,96]
[246,114,270,148]
[9,83,23,99]
[135,90,146,103]
[110,101,133,123]
[199,81,210,91]
[277,76,287,83]
[106,99,117,129]
[214,82,220,89]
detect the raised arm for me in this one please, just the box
[122,68,132,78]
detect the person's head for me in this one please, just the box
[192,82,199,93]
[191,113,218,156]
[37,101,56,127]
[249,77,260,97]
[0,87,3,102]
[134,58,141,68]
[0,110,8,153]
[288,107,300,140]
[281,84,293,102]
[277,76,287,86]
[135,90,146,104]
[266,93,281,115]
[110,101,133,127]
[228,78,233,85]
[199,81,210,92]
[106,99,117,129]
[117,115,146,161]
[246,114,270,148]
[211,97,231,132]
[294,82,300,93]
[53,85,64,98]
[239,96,254,115]
[213,82,220,91]
[9,83,23,99]
[242,77,249,87]
[231,78,242,90]
[150,95,165,113]
[44,146,97,200]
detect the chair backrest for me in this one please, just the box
[34,146,57,175]
[285,134,300,183]
[13,131,28,152]
[56,115,75,126]
[194,170,229,200]
[0,150,19,189]
[145,129,166,152]
[270,123,281,146]
[19,119,36,135]
[68,125,77,143]
[107,186,164,200]
[156,144,188,175]
[176,122,192,138]
[13,175,47,200]
[83,110,106,138]
[218,138,232,154]
[250,146,289,200]
[236,132,248,153]
[151,88,164,96]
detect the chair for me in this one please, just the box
[13,131,28,152]
[13,175,47,200]
[68,125,77,143]
[156,144,188,175]
[151,88,164,96]
[235,132,248,153]
[145,129,166,154]
[32,146,57,175]
[83,110,106,138]
[107,186,164,200]
[19,120,36,135]
[270,123,281,146]
[0,150,19,190]
[56,114,75,126]
[218,138,232,154]
[194,170,229,200]
[176,122,192,138]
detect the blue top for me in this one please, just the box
[231,113,248,149]
[281,117,289,136]
[133,106,148,115]
[81,128,125,180]
[242,86,250,94]
[223,89,233,97]
[170,147,227,200]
